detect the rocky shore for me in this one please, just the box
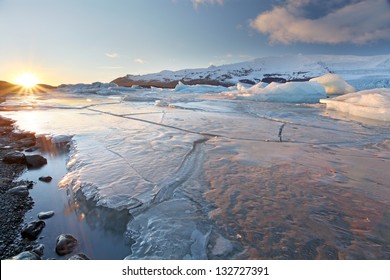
[0,116,36,259]
[0,115,88,260]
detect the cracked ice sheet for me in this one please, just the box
[0,90,120,110]
[2,93,389,259]
[1,106,203,209]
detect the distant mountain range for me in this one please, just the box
[112,54,390,89]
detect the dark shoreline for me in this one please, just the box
[0,116,37,259]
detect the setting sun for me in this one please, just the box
[15,72,39,88]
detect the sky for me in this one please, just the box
[0,0,389,85]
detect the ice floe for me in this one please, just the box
[224,81,326,103]
[174,81,229,93]
[321,88,390,121]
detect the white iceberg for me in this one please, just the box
[57,82,138,95]
[320,88,390,122]
[310,74,356,95]
[224,81,326,103]
[174,81,229,93]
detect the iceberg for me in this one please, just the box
[320,88,390,122]
[224,81,326,103]
[174,81,229,93]
[57,82,138,95]
[310,74,356,95]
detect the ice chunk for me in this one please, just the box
[236,83,247,91]
[126,199,206,259]
[310,74,356,95]
[224,81,326,103]
[320,88,390,122]
[57,82,118,94]
[174,82,229,93]
[57,82,138,95]
[51,134,73,144]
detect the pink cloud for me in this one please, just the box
[250,0,390,44]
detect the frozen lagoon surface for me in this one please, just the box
[1,88,389,260]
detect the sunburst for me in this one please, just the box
[15,72,39,89]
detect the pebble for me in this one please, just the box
[21,220,46,240]
[55,234,78,256]
[68,253,89,260]
[25,146,39,152]
[32,244,45,256]
[39,176,53,183]
[6,185,29,196]
[38,211,55,220]
[10,251,40,260]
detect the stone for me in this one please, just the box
[25,155,47,168]
[16,138,36,148]
[68,253,89,260]
[55,234,78,256]
[39,176,52,183]
[21,220,46,240]
[6,185,29,196]
[38,211,55,220]
[32,244,45,256]
[2,151,26,164]
[211,235,233,257]
[10,251,40,260]
[25,146,39,152]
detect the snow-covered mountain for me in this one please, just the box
[112,54,390,90]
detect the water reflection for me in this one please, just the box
[66,189,132,239]
[21,136,132,260]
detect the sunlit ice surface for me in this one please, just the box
[1,89,389,259]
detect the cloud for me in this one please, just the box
[105,53,119,59]
[192,0,224,8]
[250,0,390,44]
[134,58,145,64]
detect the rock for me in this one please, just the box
[51,135,72,144]
[10,251,40,260]
[6,185,29,196]
[25,155,47,168]
[16,138,36,148]
[2,151,26,164]
[0,145,12,149]
[39,176,52,183]
[55,234,78,256]
[21,220,46,240]
[68,253,89,260]
[25,146,39,152]
[211,235,233,257]
[38,211,55,219]
[32,244,45,256]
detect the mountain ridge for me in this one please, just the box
[112,54,390,89]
